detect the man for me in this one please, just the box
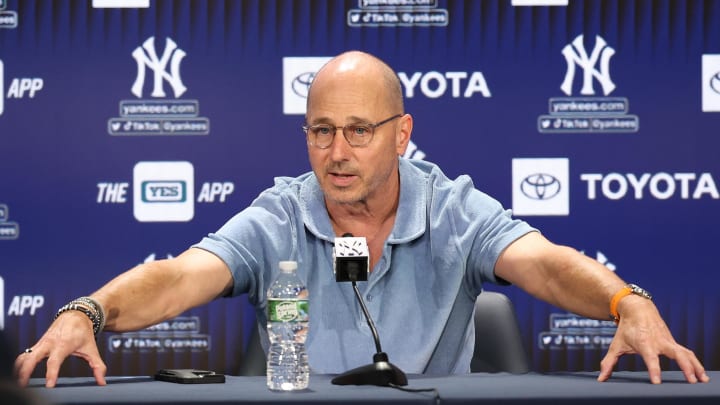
[14,51,708,387]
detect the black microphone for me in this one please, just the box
[333,233,369,282]
[331,234,407,386]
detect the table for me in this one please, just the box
[22,371,719,405]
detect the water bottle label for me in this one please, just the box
[268,299,309,322]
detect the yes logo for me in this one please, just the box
[133,161,194,222]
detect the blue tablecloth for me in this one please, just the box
[22,371,719,405]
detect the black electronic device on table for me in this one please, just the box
[154,369,226,384]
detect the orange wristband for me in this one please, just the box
[609,286,633,324]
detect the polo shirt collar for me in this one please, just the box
[300,158,427,244]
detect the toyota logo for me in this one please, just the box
[711,71,720,95]
[520,173,562,200]
[291,71,316,98]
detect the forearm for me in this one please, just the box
[89,261,186,332]
[497,232,627,320]
[531,245,625,319]
[88,248,232,332]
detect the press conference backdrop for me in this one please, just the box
[1,0,719,378]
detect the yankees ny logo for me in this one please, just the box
[131,36,187,98]
[560,34,616,96]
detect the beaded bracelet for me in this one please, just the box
[74,296,106,332]
[54,297,106,336]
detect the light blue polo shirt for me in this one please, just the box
[194,158,535,375]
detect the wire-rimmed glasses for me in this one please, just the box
[302,114,402,149]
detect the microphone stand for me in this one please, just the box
[331,262,407,386]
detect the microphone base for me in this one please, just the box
[331,352,408,386]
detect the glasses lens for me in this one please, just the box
[344,124,373,146]
[310,124,334,148]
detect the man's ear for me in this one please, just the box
[395,114,413,156]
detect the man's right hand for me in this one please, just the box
[14,310,107,388]
[13,248,233,388]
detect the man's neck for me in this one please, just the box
[327,193,399,272]
[325,168,401,270]
[326,193,398,232]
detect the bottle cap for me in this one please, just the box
[278,261,297,272]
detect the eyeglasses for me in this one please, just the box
[302,114,402,149]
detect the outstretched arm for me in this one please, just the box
[14,247,232,388]
[494,231,709,384]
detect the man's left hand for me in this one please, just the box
[597,295,710,384]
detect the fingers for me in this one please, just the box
[638,352,662,384]
[14,345,65,388]
[641,345,713,384]
[636,327,711,384]
[688,353,711,383]
[45,354,63,388]
[602,316,711,384]
[26,340,76,388]
[45,341,108,388]
[91,362,108,386]
[13,310,105,388]
[15,341,107,388]
[597,344,621,382]
[671,346,710,384]
[673,349,697,384]
[602,343,711,384]
[71,345,108,387]
[14,348,42,387]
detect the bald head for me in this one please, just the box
[303,51,412,209]
[307,51,404,115]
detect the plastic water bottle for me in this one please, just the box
[266,261,309,391]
